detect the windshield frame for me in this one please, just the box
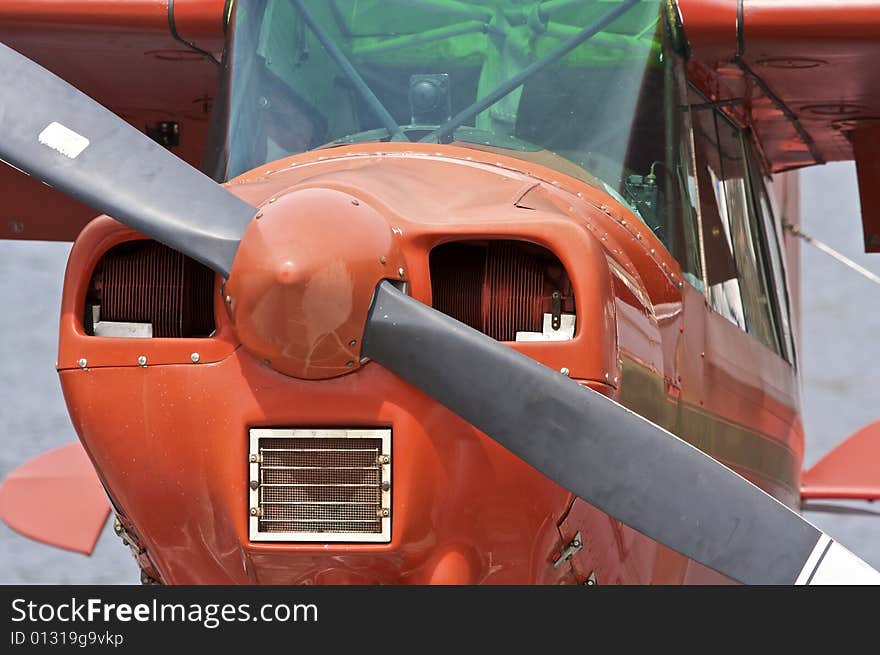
[208,1,676,178]
[203,0,702,288]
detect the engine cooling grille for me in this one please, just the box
[87,240,215,338]
[430,240,574,341]
[249,429,391,543]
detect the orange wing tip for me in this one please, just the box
[0,443,111,555]
[801,420,880,502]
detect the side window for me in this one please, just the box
[745,153,796,363]
[656,39,704,291]
[627,31,703,291]
[691,96,747,330]
[690,95,784,357]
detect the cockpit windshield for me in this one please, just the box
[208,0,700,278]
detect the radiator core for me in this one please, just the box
[430,240,573,341]
[89,240,215,338]
[249,429,391,543]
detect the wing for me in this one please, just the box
[679,0,880,253]
[0,0,226,241]
[0,443,110,555]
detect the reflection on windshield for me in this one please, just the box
[213,0,700,280]
[221,1,663,170]
[212,0,700,279]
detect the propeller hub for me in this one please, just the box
[225,187,406,379]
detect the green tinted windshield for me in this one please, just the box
[212,0,698,274]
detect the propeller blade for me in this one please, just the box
[362,281,880,585]
[0,443,110,555]
[0,42,256,276]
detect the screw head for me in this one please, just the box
[348,339,357,348]
[249,507,258,516]
[560,367,570,376]
[398,267,405,278]
[351,198,360,206]
[137,355,147,367]
[78,358,88,369]
[346,360,354,368]
[249,480,260,490]
[380,256,387,265]
[381,481,391,491]
[225,295,232,304]
[190,352,200,363]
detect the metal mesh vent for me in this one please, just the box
[249,429,391,543]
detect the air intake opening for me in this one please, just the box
[429,240,575,342]
[85,240,216,338]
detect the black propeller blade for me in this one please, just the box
[362,281,880,585]
[0,42,255,277]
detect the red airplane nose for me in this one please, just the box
[224,186,407,379]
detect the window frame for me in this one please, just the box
[687,89,794,363]
[741,135,797,366]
